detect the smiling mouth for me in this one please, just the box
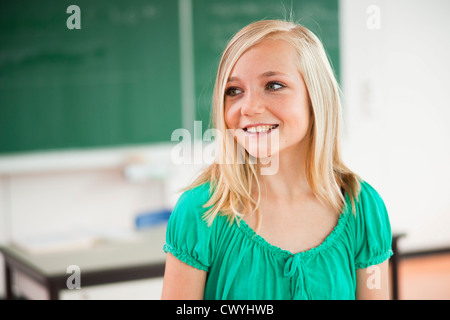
[243,124,279,134]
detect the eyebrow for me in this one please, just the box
[227,71,288,83]
[260,71,288,78]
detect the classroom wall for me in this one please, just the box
[340,0,450,252]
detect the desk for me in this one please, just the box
[0,225,167,300]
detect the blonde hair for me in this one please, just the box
[186,19,360,227]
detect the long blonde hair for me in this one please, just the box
[186,19,360,227]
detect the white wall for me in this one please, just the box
[340,0,450,253]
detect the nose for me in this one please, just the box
[240,89,266,116]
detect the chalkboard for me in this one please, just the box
[192,0,341,131]
[0,0,339,154]
[0,0,182,153]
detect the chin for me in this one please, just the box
[244,146,279,160]
[234,131,281,162]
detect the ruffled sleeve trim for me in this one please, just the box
[355,249,393,269]
[163,243,209,272]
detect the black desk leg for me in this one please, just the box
[391,236,401,300]
[48,281,60,300]
[5,263,14,300]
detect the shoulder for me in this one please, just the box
[358,180,384,202]
[349,179,391,241]
[168,182,214,230]
[164,182,216,271]
[175,182,212,212]
[352,179,393,268]
[356,180,388,215]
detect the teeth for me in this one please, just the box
[246,125,277,133]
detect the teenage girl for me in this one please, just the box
[161,19,392,300]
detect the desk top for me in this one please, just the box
[0,225,167,277]
[1,226,407,279]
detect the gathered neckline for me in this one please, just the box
[235,202,351,260]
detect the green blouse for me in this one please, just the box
[163,180,393,300]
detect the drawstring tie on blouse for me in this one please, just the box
[284,254,312,300]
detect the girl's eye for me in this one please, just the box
[225,87,242,97]
[266,82,285,91]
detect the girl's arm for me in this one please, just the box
[356,260,390,300]
[161,252,207,300]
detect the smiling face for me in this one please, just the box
[224,39,312,160]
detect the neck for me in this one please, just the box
[255,143,312,202]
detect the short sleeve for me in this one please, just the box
[354,181,393,269]
[163,184,213,272]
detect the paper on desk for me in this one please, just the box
[12,226,139,254]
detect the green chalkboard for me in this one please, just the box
[0,0,182,153]
[0,0,339,154]
[192,0,340,131]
